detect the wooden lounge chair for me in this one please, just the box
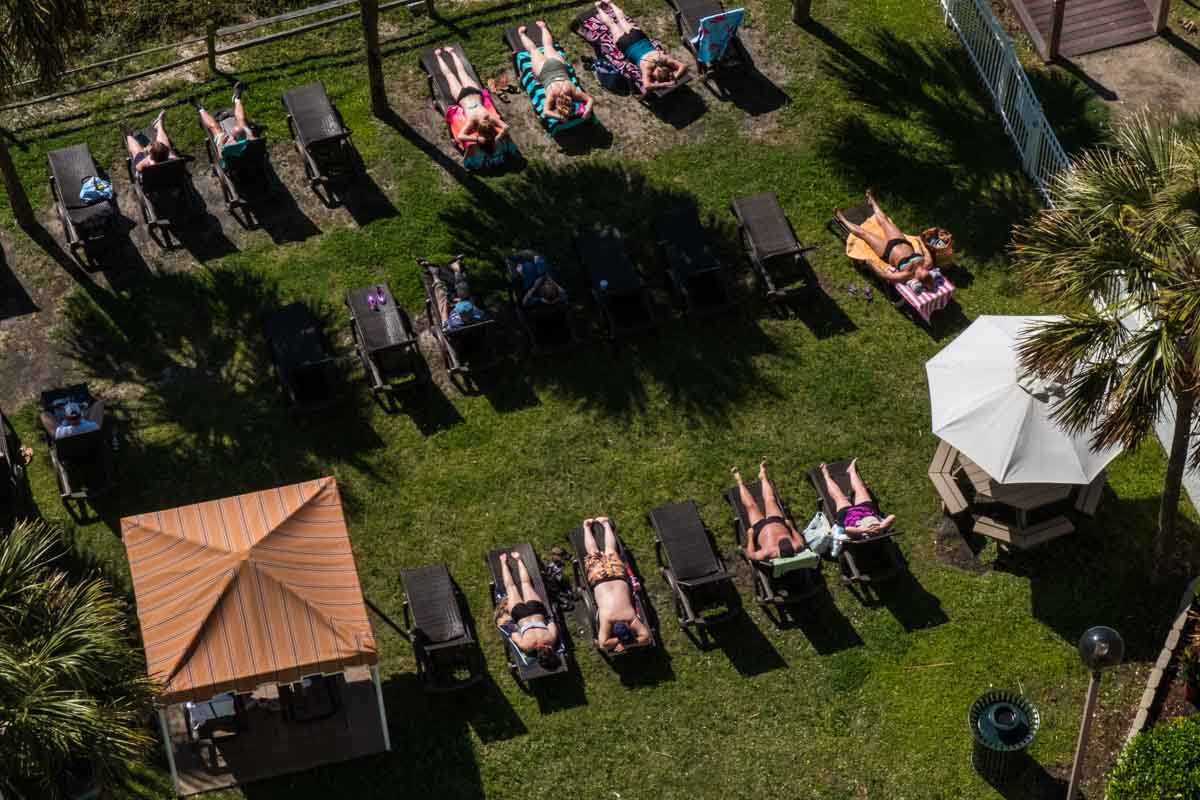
[401,563,485,692]
[263,303,340,412]
[47,144,118,262]
[124,126,197,248]
[503,24,592,138]
[647,500,741,632]
[347,284,424,394]
[808,461,905,586]
[486,543,571,687]
[199,106,269,219]
[724,479,822,610]
[655,205,735,317]
[667,0,750,87]
[38,385,115,502]
[731,192,812,305]
[830,203,956,326]
[419,45,518,171]
[505,251,578,355]
[574,225,656,340]
[417,257,499,382]
[282,81,361,200]
[566,520,659,659]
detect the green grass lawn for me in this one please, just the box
[3,0,1196,797]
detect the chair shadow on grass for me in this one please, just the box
[56,268,386,510]
[817,26,1105,265]
[439,162,788,426]
[783,591,866,655]
[708,611,788,676]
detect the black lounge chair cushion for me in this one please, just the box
[733,192,800,260]
[401,564,466,644]
[673,0,725,37]
[650,501,724,582]
[420,44,482,113]
[348,285,412,354]
[283,82,346,147]
[656,206,720,279]
[49,144,107,212]
[576,227,642,294]
[264,303,331,369]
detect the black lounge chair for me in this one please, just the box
[724,479,822,611]
[574,226,656,340]
[647,500,740,633]
[566,520,659,659]
[282,82,360,199]
[347,284,424,394]
[808,460,905,586]
[504,251,578,354]
[263,302,340,412]
[486,544,570,687]
[655,205,734,317]
[200,107,269,218]
[731,192,812,305]
[125,126,196,248]
[418,257,499,381]
[668,0,751,86]
[38,385,115,502]
[401,564,485,692]
[47,144,118,261]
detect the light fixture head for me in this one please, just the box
[1078,626,1124,671]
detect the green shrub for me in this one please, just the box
[1107,717,1200,800]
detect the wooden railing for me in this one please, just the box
[1,0,428,112]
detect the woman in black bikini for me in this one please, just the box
[835,190,936,289]
[497,551,561,670]
[732,460,807,561]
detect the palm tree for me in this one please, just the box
[1011,110,1200,575]
[0,0,89,229]
[0,519,156,799]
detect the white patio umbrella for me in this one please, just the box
[925,315,1122,485]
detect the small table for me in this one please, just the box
[958,452,1072,528]
[347,284,419,390]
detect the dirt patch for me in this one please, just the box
[932,516,989,574]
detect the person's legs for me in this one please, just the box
[759,461,786,519]
[499,553,521,610]
[866,190,905,243]
[436,49,466,99]
[429,267,451,321]
[198,108,222,138]
[534,21,562,59]
[583,518,600,555]
[607,2,636,32]
[232,98,250,131]
[124,134,145,159]
[153,112,171,148]
[517,26,548,73]
[447,48,481,92]
[599,517,617,554]
[512,552,540,604]
[820,462,852,512]
[836,210,889,259]
[846,457,871,506]
[593,3,626,38]
[732,466,764,527]
[40,412,58,437]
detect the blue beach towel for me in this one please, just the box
[514,46,590,136]
[691,8,745,65]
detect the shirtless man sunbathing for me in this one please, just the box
[582,517,652,653]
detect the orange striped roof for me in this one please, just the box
[122,477,377,704]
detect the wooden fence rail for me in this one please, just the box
[1,0,428,112]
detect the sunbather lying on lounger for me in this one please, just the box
[593,1,688,95]
[516,256,567,307]
[496,551,562,669]
[835,190,936,289]
[819,458,896,538]
[732,460,807,560]
[123,111,180,174]
[517,21,594,120]
[582,517,652,653]
[193,81,257,161]
[40,400,104,441]
[421,256,490,330]
[432,47,509,148]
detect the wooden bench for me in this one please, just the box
[927,440,969,515]
[973,514,1074,550]
[1075,471,1105,516]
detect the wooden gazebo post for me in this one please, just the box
[1048,0,1067,60]
[1154,0,1172,33]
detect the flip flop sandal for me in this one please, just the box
[863,286,874,302]
[846,283,858,297]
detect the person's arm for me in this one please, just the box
[523,276,544,306]
[788,522,808,550]
[454,120,484,146]
[493,116,509,140]
[672,57,688,81]
[596,617,613,649]
[574,88,594,118]
[639,60,655,95]
[543,86,562,119]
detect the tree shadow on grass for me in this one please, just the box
[56,268,385,511]
[817,27,1104,263]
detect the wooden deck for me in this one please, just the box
[1008,0,1158,58]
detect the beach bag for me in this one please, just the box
[922,227,955,268]
[591,57,631,94]
[79,176,113,204]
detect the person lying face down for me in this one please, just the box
[581,517,652,654]
[593,1,689,96]
[516,21,595,121]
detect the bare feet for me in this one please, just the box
[518,25,527,34]
[499,551,508,564]
[731,465,743,485]
[819,462,830,478]
[583,517,594,530]
[759,459,768,482]
[866,189,881,214]
[510,550,522,561]
[848,457,859,474]
[536,19,548,28]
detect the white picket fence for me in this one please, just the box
[939,0,1069,203]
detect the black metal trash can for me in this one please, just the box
[968,690,1041,782]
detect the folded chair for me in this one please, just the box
[419,45,518,171]
[724,479,822,610]
[418,257,499,380]
[47,144,118,261]
[39,385,115,502]
[648,500,741,632]
[401,564,485,691]
[572,6,690,100]
[200,108,269,217]
[505,250,578,354]
[282,82,361,198]
[574,226,656,340]
[263,302,340,412]
[486,544,571,686]
[566,520,659,659]
[347,284,424,393]
[504,24,592,138]
[731,192,812,304]
[808,460,905,586]
[668,0,750,84]
[655,205,734,316]
[125,126,196,248]
[830,203,955,326]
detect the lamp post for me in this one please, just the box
[1066,626,1125,800]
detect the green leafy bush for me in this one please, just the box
[1107,717,1200,800]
